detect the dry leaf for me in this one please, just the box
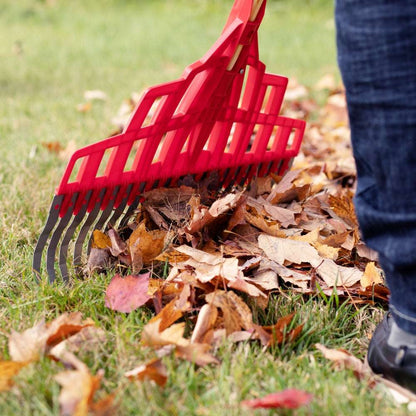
[241,389,313,409]
[361,262,384,289]
[0,360,29,392]
[141,319,188,349]
[55,356,103,416]
[191,304,218,344]
[206,290,253,335]
[128,222,167,270]
[9,313,94,362]
[125,358,168,387]
[105,273,152,313]
[316,343,371,381]
[175,342,220,366]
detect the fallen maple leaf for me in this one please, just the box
[9,312,95,362]
[316,343,371,381]
[105,273,152,313]
[125,358,168,387]
[55,355,103,416]
[241,388,313,409]
[128,222,167,273]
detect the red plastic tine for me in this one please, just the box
[33,0,306,282]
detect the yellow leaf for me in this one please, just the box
[0,360,29,392]
[361,262,384,289]
[91,230,112,249]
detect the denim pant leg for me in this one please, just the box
[335,0,416,332]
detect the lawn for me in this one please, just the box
[0,0,407,415]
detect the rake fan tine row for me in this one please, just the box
[46,193,78,283]
[73,188,107,267]
[58,191,92,283]
[86,187,120,255]
[106,184,133,228]
[33,195,64,281]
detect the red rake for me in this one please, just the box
[33,0,305,283]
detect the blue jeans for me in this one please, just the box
[335,1,416,332]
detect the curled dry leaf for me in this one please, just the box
[125,358,168,387]
[186,192,245,235]
[316,343,371,381]
[191,304,218,344]
[8,312,95,362]
[254,313,303,347]
[55,354,103,416]
[241,389,313,409]
[128,222,167,273]
[205,290,253,335]
[105,273,152,313]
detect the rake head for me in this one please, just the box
[33,0,305,283]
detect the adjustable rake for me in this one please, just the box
[33,0,305,283]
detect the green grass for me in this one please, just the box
[0,0,406,415]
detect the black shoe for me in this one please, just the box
[367,313,416,392]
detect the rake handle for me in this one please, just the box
[226,0,265,71]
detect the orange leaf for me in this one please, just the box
[91,230,112,250]
[125,358,168,387]
[0,360,29,392]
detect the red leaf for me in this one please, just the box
[241,389,313,409]
[105,273,152,313]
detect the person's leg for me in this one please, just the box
[336,0,416,331]
[336,0,416,389]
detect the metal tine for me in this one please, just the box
[73,188,107,267]
[218,168,231,189]
[106,184,133,230]
[223,166,241,193]
[58,191,92,283]
[118,182,147,229]
[238,164,253,187]
[86,186,120,255]
[33,194,64,281]
[46,193,79,284]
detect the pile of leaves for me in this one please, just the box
[26,75,392,414]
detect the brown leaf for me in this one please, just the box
[9,313,94,362]
[125,358,168,387]
[254,313,303,346]
[148,293,190,332]
[186,192,245,234]
[206,290,253,335]
[316,343,371,381]
[191,304,218,344]
[128,222,167,271]
[327,193,358,228]
[86,248,111,273]
[107,228,127,257]
[175,342,220,366]
[105,273,152,313]
[55,356,103,416]
[0,360,29,392]
[241,389,313,409]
